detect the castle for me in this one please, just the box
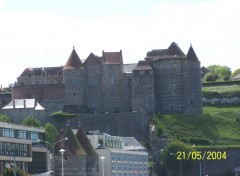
[12,42,202,115]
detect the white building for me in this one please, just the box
[87,131,149,176]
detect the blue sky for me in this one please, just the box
[0,0,240,87]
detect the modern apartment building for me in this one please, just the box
[0,122,48,174]
[87,131,149,176]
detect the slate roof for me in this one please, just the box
[64,123,87,156]
[63,48,83,70]
[186,45,199,61]
[103,51,122,64]
[133,60,152,71]
[2,99,44,110]
[75,122,99,157]
[19,67,62,77]
[145,42,187,60]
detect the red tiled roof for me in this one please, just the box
[103,50,122,64]
[63,48,82,70]
[186,46,199,61]
[133,60,152,71]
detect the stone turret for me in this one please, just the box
[54,122,87,176]
[63,47,87,113]
[182,44,202,114]
[76,122,99,176]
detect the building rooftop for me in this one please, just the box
[2,99,44,110]
[63,47,83,70]
[122,137,146,151]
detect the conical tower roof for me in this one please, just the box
[64,122,87,156]
[164,42,186,57]
[186,45,199,62]
[63,47,83,70]
[76,122,99,157]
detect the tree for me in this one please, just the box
[0,113,11,123]
[45,122,59,149]
[21,116,42,127]
[160,140,195,175]
[215,66,231,80]
[206,65,231,81]
[232,68,240,78]
[204,72,219,82]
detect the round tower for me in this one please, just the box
[63,47,87,112]
[182,44,202,114]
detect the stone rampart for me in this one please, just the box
[48,112,150,141]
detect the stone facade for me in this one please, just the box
[12,42,202,115]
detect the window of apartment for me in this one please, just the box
[3,128,14,138]
[19,130,27,139]
[27,72,31,78]
[30,132,39,143]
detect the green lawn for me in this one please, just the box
[151,105,240,146]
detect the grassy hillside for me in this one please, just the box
[202,84,240,98]
[151,105,240,146]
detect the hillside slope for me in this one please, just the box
[151,105,240,146]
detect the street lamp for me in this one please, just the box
[170,153,182,176]
[38,137,68,175]
[59,149,65,176]
[152,149,163,176]
[100,156,105,176]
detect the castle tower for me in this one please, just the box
[151,42,186,114]
[76,122,99,176]
[54,122,87,176]
[132,60,155,114]
[182,45,202,114]
[63,47,87,113]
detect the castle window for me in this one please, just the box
[58,71,62,77]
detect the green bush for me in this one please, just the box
[180,137,188,143]
[189,138,210,145]
[49,111,76,123]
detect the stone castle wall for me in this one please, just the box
[152,59,184,114]
[46,112,150,141]
[12,84,65,101]
[182,60,202,114]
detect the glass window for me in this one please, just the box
[19,130,25,139]
[3,128,14,138]
[31,132,39,143]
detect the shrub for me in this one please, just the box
[181,137,188,143]
[189,138,210,145]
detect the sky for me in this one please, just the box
[0,0,240,87]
